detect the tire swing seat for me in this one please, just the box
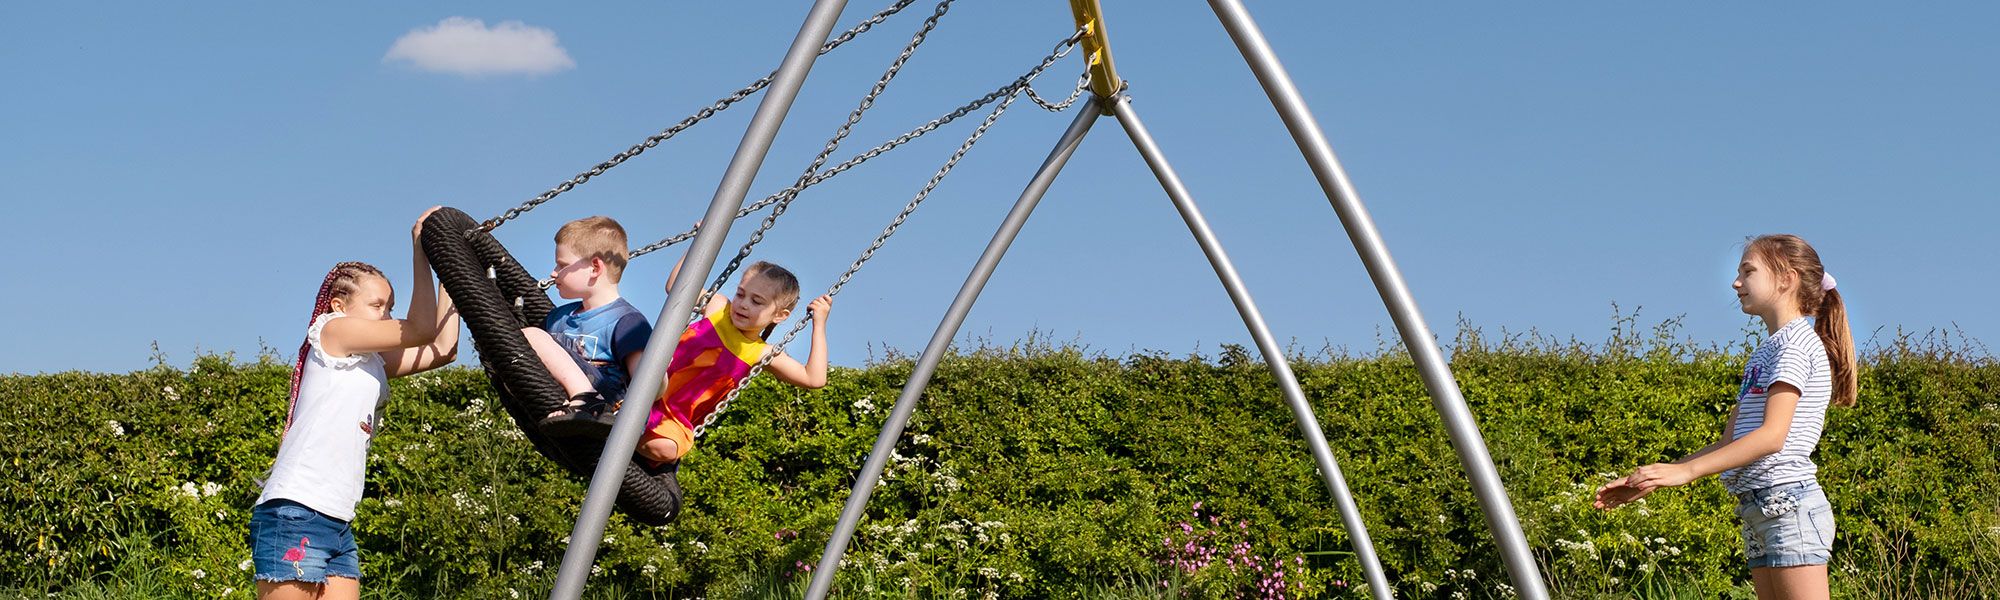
[419,207,682,526]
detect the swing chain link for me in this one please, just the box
[695,0,958,312]
[475,0,921,233]
[537,28,1089,289]
[1025,70,1091,112]
[689,28,1084,440]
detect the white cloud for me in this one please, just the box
[384,17,575,77]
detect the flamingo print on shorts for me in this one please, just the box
[282,536,311,578]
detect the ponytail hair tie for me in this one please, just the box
[1821,272,1837,292]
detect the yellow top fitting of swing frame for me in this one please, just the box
[1068,0,1124,112]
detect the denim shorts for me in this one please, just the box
[1734,479,1835,568]
[246,499,361,583]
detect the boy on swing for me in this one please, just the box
[534,219,832,468]
[523,216,653,425]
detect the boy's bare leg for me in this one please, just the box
[639,439,683,464]
[520,327,595,398]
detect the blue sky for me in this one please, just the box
[3,2,1994,375]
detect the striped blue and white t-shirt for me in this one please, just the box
[1721,316,1832,495]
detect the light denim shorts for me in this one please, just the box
[247,499,362,583]
[1734,479,1834,568]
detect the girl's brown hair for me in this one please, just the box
[1745,234,1857,407]
[287,262,388,432]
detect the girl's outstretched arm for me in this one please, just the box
[324,207,451,361]
[386,285,458,378]
[763,295,831,389]
[1626,385,1798,491]
[1595,404,1743,510]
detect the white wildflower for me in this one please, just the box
[202,481,222,496]
[164,386,179,401]
[180,482,200,497]
[105,420,125,436]
[238,558,253,571]
[191,568,205,579]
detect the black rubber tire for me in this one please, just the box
[420,207,681,525]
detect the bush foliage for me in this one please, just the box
[3,322,1996,598]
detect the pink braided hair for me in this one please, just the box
[286,262,385,433]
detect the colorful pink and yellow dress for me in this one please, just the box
[644,300,768,459]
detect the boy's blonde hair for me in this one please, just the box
[555,216,630,282]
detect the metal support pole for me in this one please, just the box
[1204,1,1550,597]
[547,0,851,597]
[802,104,1100,600]
[1109,94,1393,600]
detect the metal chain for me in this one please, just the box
[693,91,1022,440]
[474,0,920,233]
[535,29,1090,289]
[627,73,1051,262]
[1024,71,1091,112]
[690,30,1086,439]
[696,0,958,312]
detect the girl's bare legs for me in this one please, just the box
[639,438,683,465]
[257,576,358,600]
[1752,565,1829,600]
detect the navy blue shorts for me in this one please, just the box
[565,348,629,403]
[247,499,361,583]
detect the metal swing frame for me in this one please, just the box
[548,1,1551,598]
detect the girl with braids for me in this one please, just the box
[1595,234,1856,598]
[247,207,459,600]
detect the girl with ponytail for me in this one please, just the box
[248,207,460,600]
[1594,234,1854,598]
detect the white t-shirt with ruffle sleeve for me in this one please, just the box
[256,311,389,521]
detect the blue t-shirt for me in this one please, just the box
[542,298,653,388]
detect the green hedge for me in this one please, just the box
[3,330,1996,599]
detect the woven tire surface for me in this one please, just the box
[421,207,680,525]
